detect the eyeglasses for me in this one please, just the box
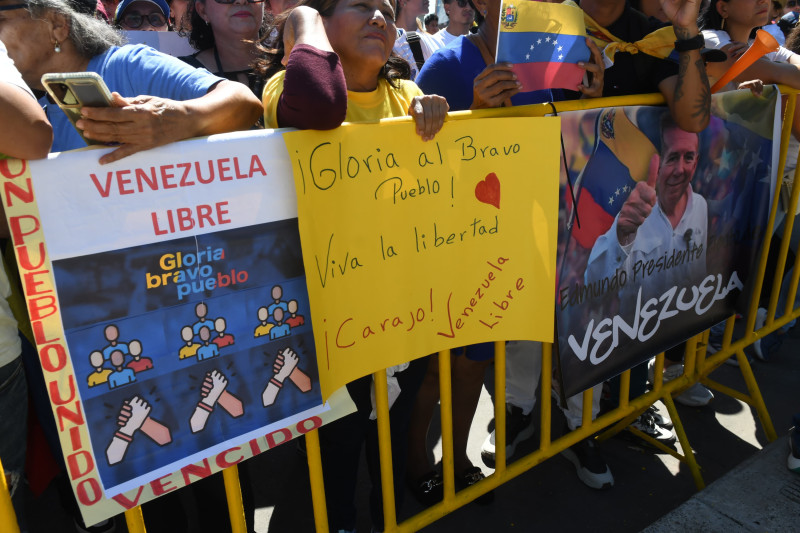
[119,11,167,28]
[453,0,471,6]
[0,3,26,11]
[212,0,265,5]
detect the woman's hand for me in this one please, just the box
[577,38,604,98]
[471,63,521,109]
[659,0,701,36]
[737,79,764,96]
[722,41,748,61]
[77,92,187,164]
[705,42,748,84]
[408,95,449,141]
[78,81,262,164]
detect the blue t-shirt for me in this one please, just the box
[416,36,557,111]
[102,342,129,361]
[197,343,220,361]
[44,44,225,153]
[108,368,136,388]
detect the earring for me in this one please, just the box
[54,40,61,53]
[721,17,726,32]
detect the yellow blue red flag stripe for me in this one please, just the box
[497,1,590,92]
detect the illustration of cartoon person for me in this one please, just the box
[108,350,136,389]
[87,350,111,387]
[106,395,172,466]
[196,327,220,361]
[101,324,129,362]
[261,347,312,407]
[192,302,214,337]
[267,285,289,321]
[189,370,244,433]
[212,317,235,348]
[179,326,201,359]
[269,308,291,340]
[126,340,153,373]
[254,307,273,338]
[285,299,305,328]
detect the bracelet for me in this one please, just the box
[674,34,704,52]
[115,431,133,442]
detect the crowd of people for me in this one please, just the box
[1,0,800,530]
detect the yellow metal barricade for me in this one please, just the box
[1,89,796,533]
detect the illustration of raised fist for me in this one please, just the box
[274,348,299,382]
[107,396,171,466]
[118,396,151,436]
[201,370,228,406]
[191,369,243,433]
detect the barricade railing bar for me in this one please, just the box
[2,88,798,533]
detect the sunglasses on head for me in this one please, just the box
[212,0,265,4]
[120,11,167,27]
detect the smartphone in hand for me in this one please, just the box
[41,72,113,146]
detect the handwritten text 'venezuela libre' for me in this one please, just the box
[320,256,525,354]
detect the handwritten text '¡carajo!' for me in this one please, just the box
[322,257,524,353]
[568,271,744,366]
[89,154,267,198]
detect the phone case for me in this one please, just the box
[41,72,114,146]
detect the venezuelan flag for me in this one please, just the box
[568,108,658,249]
[496,1,590,92]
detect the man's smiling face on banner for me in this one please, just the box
[657,126,699,210]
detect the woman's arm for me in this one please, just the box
[0,83,52,160]
[273,6,347,129]
[736,57,800,87]
[77,80,263,165]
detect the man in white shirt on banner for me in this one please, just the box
[586,117,707,299]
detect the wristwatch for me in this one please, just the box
[674,34,705,52]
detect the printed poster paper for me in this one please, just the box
[555,88,779,397]
[0,130,355,525]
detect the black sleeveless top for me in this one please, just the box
[179,50,264,100]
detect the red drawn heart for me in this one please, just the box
[475,172,500,209]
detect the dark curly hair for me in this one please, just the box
[254,0,410,86]
[182,0,268,51]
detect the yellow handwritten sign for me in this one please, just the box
[283,117,560,398]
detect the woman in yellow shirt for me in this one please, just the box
[258,1,447,530]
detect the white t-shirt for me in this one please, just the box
[702,29,796,63]
[0,40,32,97]
[417,30,439,61]
[0,39,26,367]
[763,23,787,47]
[430,28,461,50]
[394,28,441,79]
[394,28,421,80]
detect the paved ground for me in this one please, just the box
[20,327,800,532]
[644,436,800,532]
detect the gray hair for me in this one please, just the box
[26,0,125,59]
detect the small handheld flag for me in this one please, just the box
[496,1,591,92]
